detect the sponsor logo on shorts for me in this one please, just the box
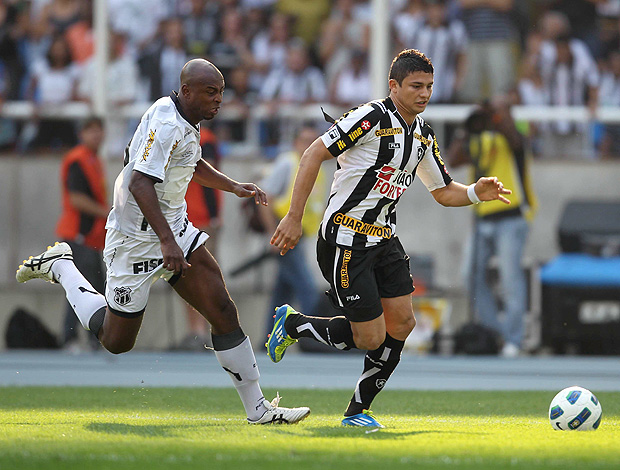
[375,127,403,137]
[346,294,360,301]
[133,258,164,274]
[373,165,413,200]
[340,249,351,288]
[114,286,132,306]
[332,213,392,239]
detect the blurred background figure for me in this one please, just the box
[456,0,519,103]
[329,48,371,107]
[55,116,108,352]
[395,0,468,103]
[258,125,327,337]
[179,126,223,351]
[447,97,537,357]
[77,30,139,157]
[21,33,80,152]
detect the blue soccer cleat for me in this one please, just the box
[265,304,298,363]
[341,410,385,428]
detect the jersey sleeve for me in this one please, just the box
[132,123,182,183]
[416,131,453,191]
[320,104,382,157]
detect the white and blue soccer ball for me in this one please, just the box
[549,386,602,431]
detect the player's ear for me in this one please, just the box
[180,83,191,98]
[388,78,399,93]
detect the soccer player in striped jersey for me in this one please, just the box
[267,49,511,428]
[17,59,309,425]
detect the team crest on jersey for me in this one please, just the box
[114,286,132,306]
[373,165,413,200]
[361,120,371,130]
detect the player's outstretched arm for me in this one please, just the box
[128,170,190,275]
[431,177,512,207]
[192,159,267,206]
[271,138,332,256]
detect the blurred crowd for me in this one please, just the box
[1,0,620,158]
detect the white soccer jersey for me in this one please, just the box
[106,93,201,241]
[320,97,452,249]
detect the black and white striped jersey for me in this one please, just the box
[319,96,452,249]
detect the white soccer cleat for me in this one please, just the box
[16,242,73,284]
[247,393,310,425]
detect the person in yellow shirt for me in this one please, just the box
[259,125,327,336]
[449,97,537,357]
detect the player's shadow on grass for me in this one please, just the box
[85,422,207,438]
[278,427,487,439]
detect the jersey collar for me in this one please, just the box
[385,96,417,134]
[170,91,199,132]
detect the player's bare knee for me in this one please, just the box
[354,331,385,351]
[101,337,135,355]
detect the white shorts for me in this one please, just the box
[103,221,209,315]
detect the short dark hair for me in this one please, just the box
[389,49,434,85]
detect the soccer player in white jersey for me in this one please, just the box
[16,59,309,425]
[267,49,511,427]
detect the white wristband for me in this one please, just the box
[467,183,481,204]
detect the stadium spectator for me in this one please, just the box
[456,0,519,103]
[16,58,310,425]
[393,0,426,50]
[598,49,620,158]
[77,30,139,156]
[447,98,537,358]
[208,8,253,81]
[22,33,80,151]
[538,33,600,159]
[0,0,24,100]
[179,0,220,58]
[248,11,292,89]
[329,48,371,107]
[318,0,371,85]
[138,18,189,102]
[260,39,327,104]
[56,117,108,352]
[259,125,325,338]
[34,0,83,37]
[397,0,468,103]
[64,0,94,65]
[275,0,331,46]
[267,49,511,427]
[108,0,168,55]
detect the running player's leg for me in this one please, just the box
[172,245,309,424]
[343,237,415,422]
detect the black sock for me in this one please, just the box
[344,334,405,416]
[284,313,355,350]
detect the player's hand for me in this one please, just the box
[475,176,512,204]
[271,213,303,256]
[234,182,268,206]
[160,239,191,276]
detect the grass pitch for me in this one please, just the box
[0,387,618,470]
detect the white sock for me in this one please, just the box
[214,336,268,421]
[51,259,107,331]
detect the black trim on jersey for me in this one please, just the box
[133,168,163,184]
[170,92,199,131]
[168,230,206,286]
[107,303,145,318]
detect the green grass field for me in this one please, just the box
[1,387,618,469]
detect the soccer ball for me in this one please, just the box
[549,386,602,431]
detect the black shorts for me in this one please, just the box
[316,235,415,323]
